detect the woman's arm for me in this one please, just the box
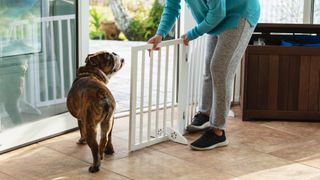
[156,0,181,38]
[187,0,226,40]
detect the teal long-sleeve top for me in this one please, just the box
[156,0,260,41]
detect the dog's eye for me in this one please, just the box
[107,54,114,60]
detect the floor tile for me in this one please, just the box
[269,140,320,162]
[42,136,129,164]
[102,148,233,179]
[0,172,16,180]
[233,163,320,180]
[49,167,130,180]
[261,121,320,138]
[158,141,291,176]
[228,122,303,153]
[301,155,320,169]
[0,147,88,179]
[0,143,40,161]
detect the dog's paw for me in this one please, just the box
[104,147,115,155]
[77,138,87,145]
[88,165,100,173]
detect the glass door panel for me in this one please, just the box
[0,0,78,152]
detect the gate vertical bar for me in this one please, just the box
[155,49,161,138]
[147,51,154,141]
[177,43,188,134]
[139,50,145,143]
[129,49,138,150]
[163,46,169,134]
[171,44,177,127]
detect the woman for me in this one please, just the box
[148,0,260,150]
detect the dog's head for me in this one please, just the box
[85,51,124,76]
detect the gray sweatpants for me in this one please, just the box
[198,19,254,130]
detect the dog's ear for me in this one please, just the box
[85,54,97,66]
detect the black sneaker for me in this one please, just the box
[190,129,228,150]
[186,112,210,132]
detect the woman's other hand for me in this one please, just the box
[181,34,189,46]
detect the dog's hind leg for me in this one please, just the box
[86,128,100,173]
[100,114,114,158]
[105,116,115,155]
[85,111,100,173]
[77,120,86,144]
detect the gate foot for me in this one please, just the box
[166,127,188,145]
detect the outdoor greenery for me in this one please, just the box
[127,0,163,41]
[89,0,164,41]
[89,7,104,39]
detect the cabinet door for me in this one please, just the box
[244,48,320,120]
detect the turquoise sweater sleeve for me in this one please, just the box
[187,0,226,40]
[156,0,181,38]
[156,0,259,41]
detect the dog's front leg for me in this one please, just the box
[86,127,100,173]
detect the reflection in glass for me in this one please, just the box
[0,0,76,130]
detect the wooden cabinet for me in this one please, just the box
[241,24,320,121]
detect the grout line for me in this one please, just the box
[40,144,91,165]
[0,170,18,180]
[143,146,237,178]
[299,162,320,171]
[100,167,134,180]
[259,123,309,138]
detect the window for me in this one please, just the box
[314,0,320,23]
[259,0,305,23]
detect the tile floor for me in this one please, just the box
[1,107,320,180]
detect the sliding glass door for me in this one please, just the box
[0,0,79,152]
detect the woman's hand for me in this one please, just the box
[147,35,163,51]
[181,34,189,46]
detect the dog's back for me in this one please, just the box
[67,76,115,122]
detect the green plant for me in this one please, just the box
[89,7,104,39]
[144,0,163,40]
[126,0,164,41]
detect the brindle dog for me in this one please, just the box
[67,51,124,173]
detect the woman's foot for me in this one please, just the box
[186,112,210,132]
[190,128,228,150]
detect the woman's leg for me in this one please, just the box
[190,19,254,150]
[198,35,218,115]
[186,35,218,132]
[210,19,254,130]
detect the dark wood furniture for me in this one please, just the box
[241,23,320,121]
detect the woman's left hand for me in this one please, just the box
[181,34,189,46]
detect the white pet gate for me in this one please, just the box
[129,36,241,151]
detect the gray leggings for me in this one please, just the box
[198,19,254,130]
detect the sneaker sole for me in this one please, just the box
[186,122,210,132]
[190,140,229,151]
